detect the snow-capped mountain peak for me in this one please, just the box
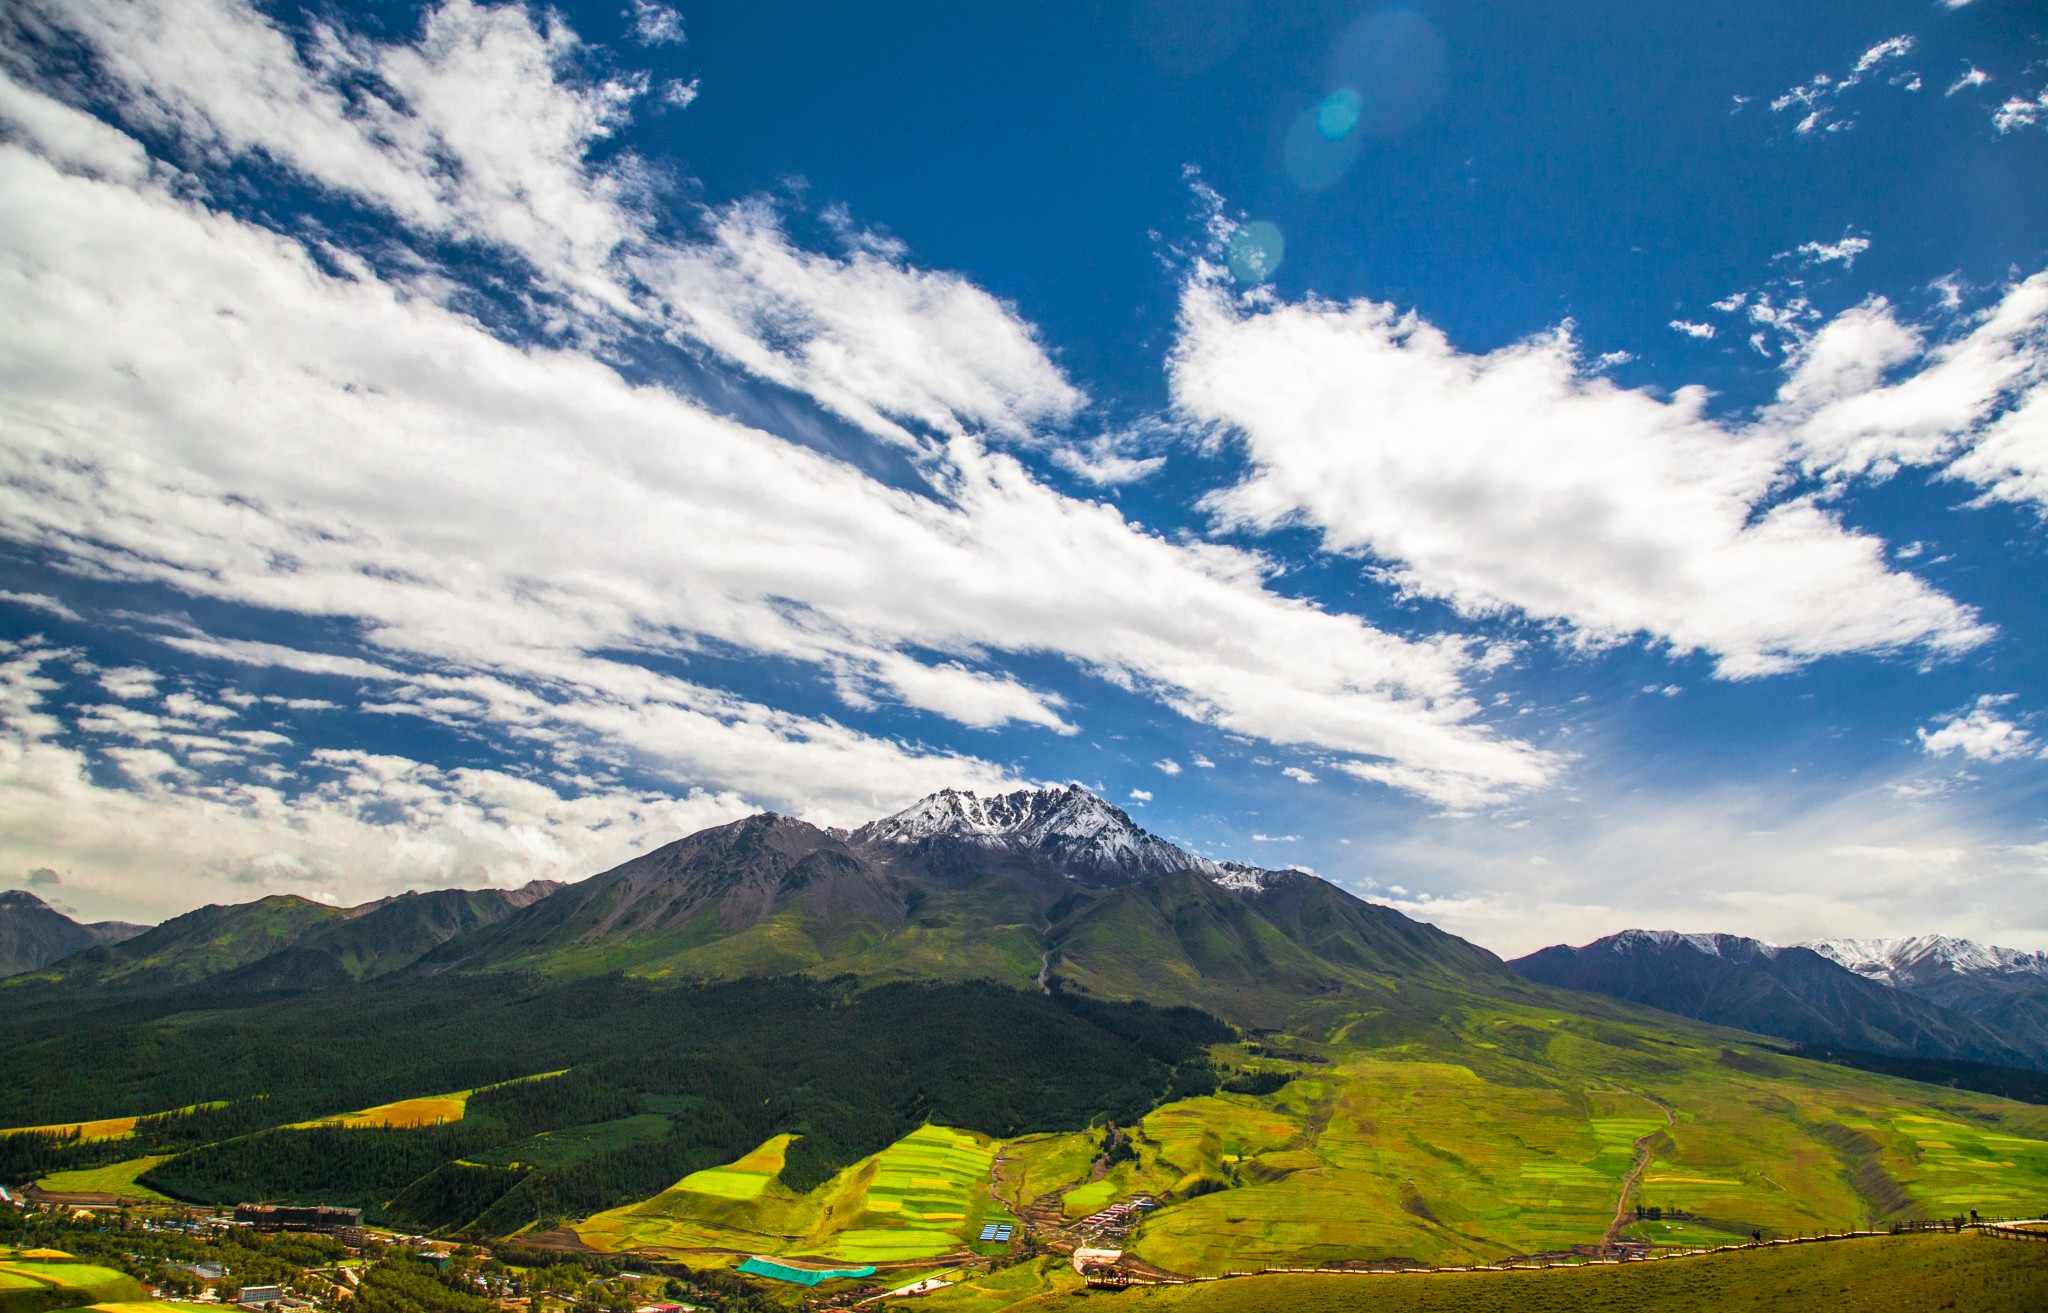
[1603,929,1782,961]
[853,784,1256,888]
[1801,935,2048,986]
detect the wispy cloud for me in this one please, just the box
[0,590,81,621]
[1769,34,1918,135]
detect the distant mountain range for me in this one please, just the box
[2,880,560,990]
[1512,928,2048,1072]
[0,890,144,977]
[2,785,1507,1028]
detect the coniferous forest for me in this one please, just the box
[0,973,1229,1232]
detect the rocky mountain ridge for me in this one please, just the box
[1513,927,2048,1072]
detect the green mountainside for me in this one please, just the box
[7,893,349,990]
[4,882,560,994]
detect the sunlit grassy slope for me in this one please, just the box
[1014,1234,2048,1313]
[973,1001,2048,1275]
[0,1256,150,1313]
[579,1124,1001,1262]
[33,1157,171,1200]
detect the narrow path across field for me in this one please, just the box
[1603,1093,1676,1252]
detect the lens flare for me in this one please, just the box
[1330,7,1446,137]
[1227,221,1285,284]
[1317,87,1363,139]
[1284,107,1362,192]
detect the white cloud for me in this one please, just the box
[0,15,1555,820]
[1772,274,2048,489]
[1190,753,1215,768]
[661,78,700,110]
[1946,66,1988,97]
[97,666,160,700]
[1051,440,1167,486]
[1154,758,1182,775]
[0,590,81,621]
[1993,88,2047,134]
[1282,766,1319,785]
[1176,279,1990,680]
[629,0,685,46]
[1127,788,1153,802]
[1919,695,2036,763]
[1669,319,1716,339]
[1250,833,1297,842]
[1790,235,1870,269]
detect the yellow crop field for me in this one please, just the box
[0,1117,138,1142]
[296,1094,467,1129]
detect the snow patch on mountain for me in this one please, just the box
[855,784,1270,889]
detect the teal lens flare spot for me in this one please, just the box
[1227,221,1285,284]
[1317,87,1362,140]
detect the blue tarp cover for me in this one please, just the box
[735,1258,876,1287]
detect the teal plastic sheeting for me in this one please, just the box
[735,1257,876,1287]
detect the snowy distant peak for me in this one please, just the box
[1802,935,2048,985]
[855,784,1243,886]
[1603,929,1782,961]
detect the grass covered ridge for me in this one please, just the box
[1029,1233,2048,1313]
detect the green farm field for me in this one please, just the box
[579,1123,1001,1263]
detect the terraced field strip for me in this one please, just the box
[832,1125,997,1263]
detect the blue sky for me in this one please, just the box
[0,0,2044,955]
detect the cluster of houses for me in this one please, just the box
[1071,1196,1155,1243]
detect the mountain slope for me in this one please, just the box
[1511,930,2038,1069]
[0,890,145,978]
